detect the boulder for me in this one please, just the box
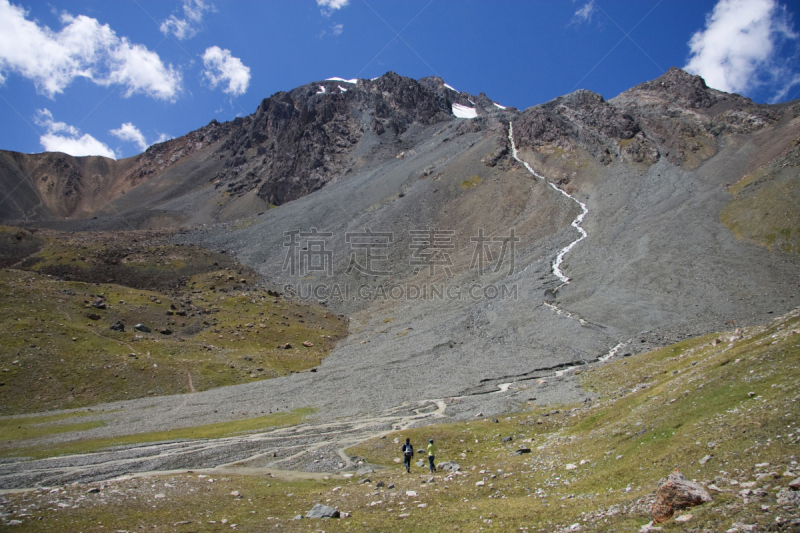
[513,448,532,455]
[305,503,339,519]
[134,324,151,333]
[110,321,125,332]
[777,488,800,506]
[438,461,460,471]
[652,469,712,523]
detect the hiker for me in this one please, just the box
[427,438,437,473]
[401,438,414,473]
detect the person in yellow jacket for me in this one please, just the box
[426,439,436,473]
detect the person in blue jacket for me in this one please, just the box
[401,438,414,473]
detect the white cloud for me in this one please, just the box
[685,0,799,99]
[160,0,214,40]
[572,1,596,24]
[110,122,147,151]
[100,38,182,100]
[0,0,181,100]
[202,46,250,96]
[154,132,172,144]
[318,23,344,38]
[317,0,349,17]
[34,108,115,158]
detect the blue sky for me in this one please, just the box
[1,0,799,160]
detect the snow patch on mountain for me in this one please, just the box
[452,103,478,119]
[326,77,357,84]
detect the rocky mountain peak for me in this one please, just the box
[611,67,736,112]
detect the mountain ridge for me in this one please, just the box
[4,67,794,227]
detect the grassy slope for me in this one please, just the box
[0,227,347,415]
[721,140,800,254]
[2,308,798,532]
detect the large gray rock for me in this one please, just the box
[306,503,340,519]
[438,461,460,471]
[652,470,712,524]
[777,488,800,506]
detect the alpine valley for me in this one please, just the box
[1,69,799,532]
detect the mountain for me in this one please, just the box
[1,67,800,507]
[1,66,799,427]
[0,72,508,225]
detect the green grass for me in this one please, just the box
[343,310,800,531]
[0,411,103,442]
[3,305,799,531]
[721,142,800,254]
[1,407,315,459]
[0,229,347,416]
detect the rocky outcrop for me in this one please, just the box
[514,67,784,170]
[651,469,712,523]
[204,72,468,206]
[513,88,655,166]
[612,67,779,168]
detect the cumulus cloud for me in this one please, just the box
[317,0,349,17]
[685,0,800,101]
[34,109,115,158]
[0,0,181,100]
[572,1,596,24]
[202,46,250,96]
[160,0,214,40]
[110,122,147,151]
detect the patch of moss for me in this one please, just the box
[460,174,482,190]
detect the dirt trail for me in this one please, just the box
[185,370,195,393]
